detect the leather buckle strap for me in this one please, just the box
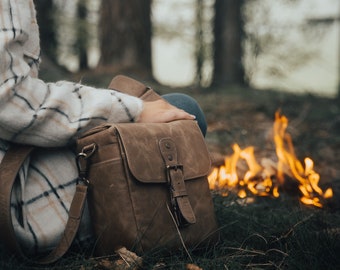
[159,138,196,227]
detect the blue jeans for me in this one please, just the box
[162,93,207,136]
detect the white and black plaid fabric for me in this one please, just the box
[0,0,143,255]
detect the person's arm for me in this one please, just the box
[0,1,143,147]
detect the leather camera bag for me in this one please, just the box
[77,121,217,255]
[77,76,218,255]
[0,75,218,263]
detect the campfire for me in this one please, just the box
[208,111,333,208]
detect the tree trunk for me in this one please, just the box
[212,0,245,86]
[35,0,58,64]
[76,0,89,70]
[98,0,152,77]
[195,0,204,88]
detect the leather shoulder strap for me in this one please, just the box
[109,75,161,101]
[0,145,34,255]
[0,145,88,264]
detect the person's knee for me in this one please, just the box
[162,93,207,136]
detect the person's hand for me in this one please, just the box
[137,99,196,123]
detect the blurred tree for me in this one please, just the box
[75,0,89,70]
[98,0,152,78]
[195,0,204,87]
[212,0,246,86]
[35,0,58,64]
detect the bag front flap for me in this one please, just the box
[115,120,211,183]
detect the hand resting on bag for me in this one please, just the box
[137,99,196,123]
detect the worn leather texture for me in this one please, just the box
[77,120,219,255]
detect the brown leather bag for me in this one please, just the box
[77,121,217,256]
[0,76,218,263]
[77,76,218,255]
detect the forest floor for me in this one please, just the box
[2,70,339,269]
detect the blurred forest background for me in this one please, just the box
[35,0,340,98]
[1,1,339,269]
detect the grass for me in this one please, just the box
[211,195,340,270]
[1,72,339,269]
[2,194,339,269]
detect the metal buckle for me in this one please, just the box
[166,164,183,171]
[76,143,97,185]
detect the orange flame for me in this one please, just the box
[208,111,333,208]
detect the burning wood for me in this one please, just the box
[208,111,333,208]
